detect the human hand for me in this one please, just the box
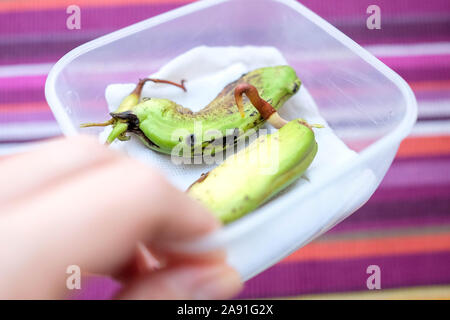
[0,136,242,299]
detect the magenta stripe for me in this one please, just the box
[0,112,55,123]
[0,70,448,106]
[3,30,450,66]
[389,68,450,83]
[1,1,448,36]
[301,0,450,19]
[337,20,450,45]
[0,136,61,144]
[331,215,450,234]
[0,37,90,65]
[0,75,46,104]
[380,55,450,82]
[0,88,45,104]
[380,155,450,188]
[415,90,450,101]
[380,55,450,70]
[238,251,450,298]
[329,196,450,232]
[70,276,120,300]
[0,4,182,35]
[71,251,450,299]
[0,3,449,64]
[0,75,47,90]
[372,184,450,202]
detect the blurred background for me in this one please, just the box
[0,0,449,299]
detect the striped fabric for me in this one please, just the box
[1,0,449,299]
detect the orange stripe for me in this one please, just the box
[0,0,195,13]
[281,233,450,263]
[349,135,450,159]
[0,102,50,113]
[397,135,450,158]
[409,80,450,92]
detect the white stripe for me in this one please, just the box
[410,120,450,137]
[0,122,60,140]
[319,100,450,124]
[335,119,450,141]
[0,142,39,155]
[0,43,448,79]
[0,63,54,78]
[1,119,449,151]
[418,100,450,117]
[365,42,450,57]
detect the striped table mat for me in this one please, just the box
[1,0,449,299]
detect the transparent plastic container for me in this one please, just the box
[45,0,417,280]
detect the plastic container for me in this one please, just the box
[45,0,417,280]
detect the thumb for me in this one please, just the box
[116,263,242,300]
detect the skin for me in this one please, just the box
[84,66,301,156]
[188,119,318,223]
[0,136,242,299]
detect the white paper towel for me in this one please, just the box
[100,46,357,192]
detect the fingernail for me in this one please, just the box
[193,265,243,300]
[136,242,161,273]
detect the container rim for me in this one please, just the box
[45,0,418,245]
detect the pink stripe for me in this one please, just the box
[238,251,450,298]
[379,54,450,70]
[301,0,450,18]
[0,75,46,90]
[0,4,180,35]
[380,155,450,188]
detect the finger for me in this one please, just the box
[0,135,117,205]
[116,263,242,300]
[116,243,227,282]
[0,156,220,299]
[136,242,161,273]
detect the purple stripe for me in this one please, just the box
[0,87,45,104]
[0,75,47,89]
[0,112,55,123]
[0,4,182,65]
[336,19,450,46]
[3,32,450,66]
[332,193,450,229]
[70,276,120,300]
[380,55,450,83]
[372,184,450,202]
[331,156,450,230]
[72,251,450,299]
[380,155,450,188]
[415,90,450,101]
[238,251,450,298]
[391,67,450,84]
[1,3,449,64]
[1,1,448,35]
[0,4,182,35]
[327,155,450,232]
[0,37,91,65]
[381,55,450,70]
[0,136,61,144]
[331,215,450,234]
[1,71,448,106]
[418,115,450,122]
[301,0,450,18]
